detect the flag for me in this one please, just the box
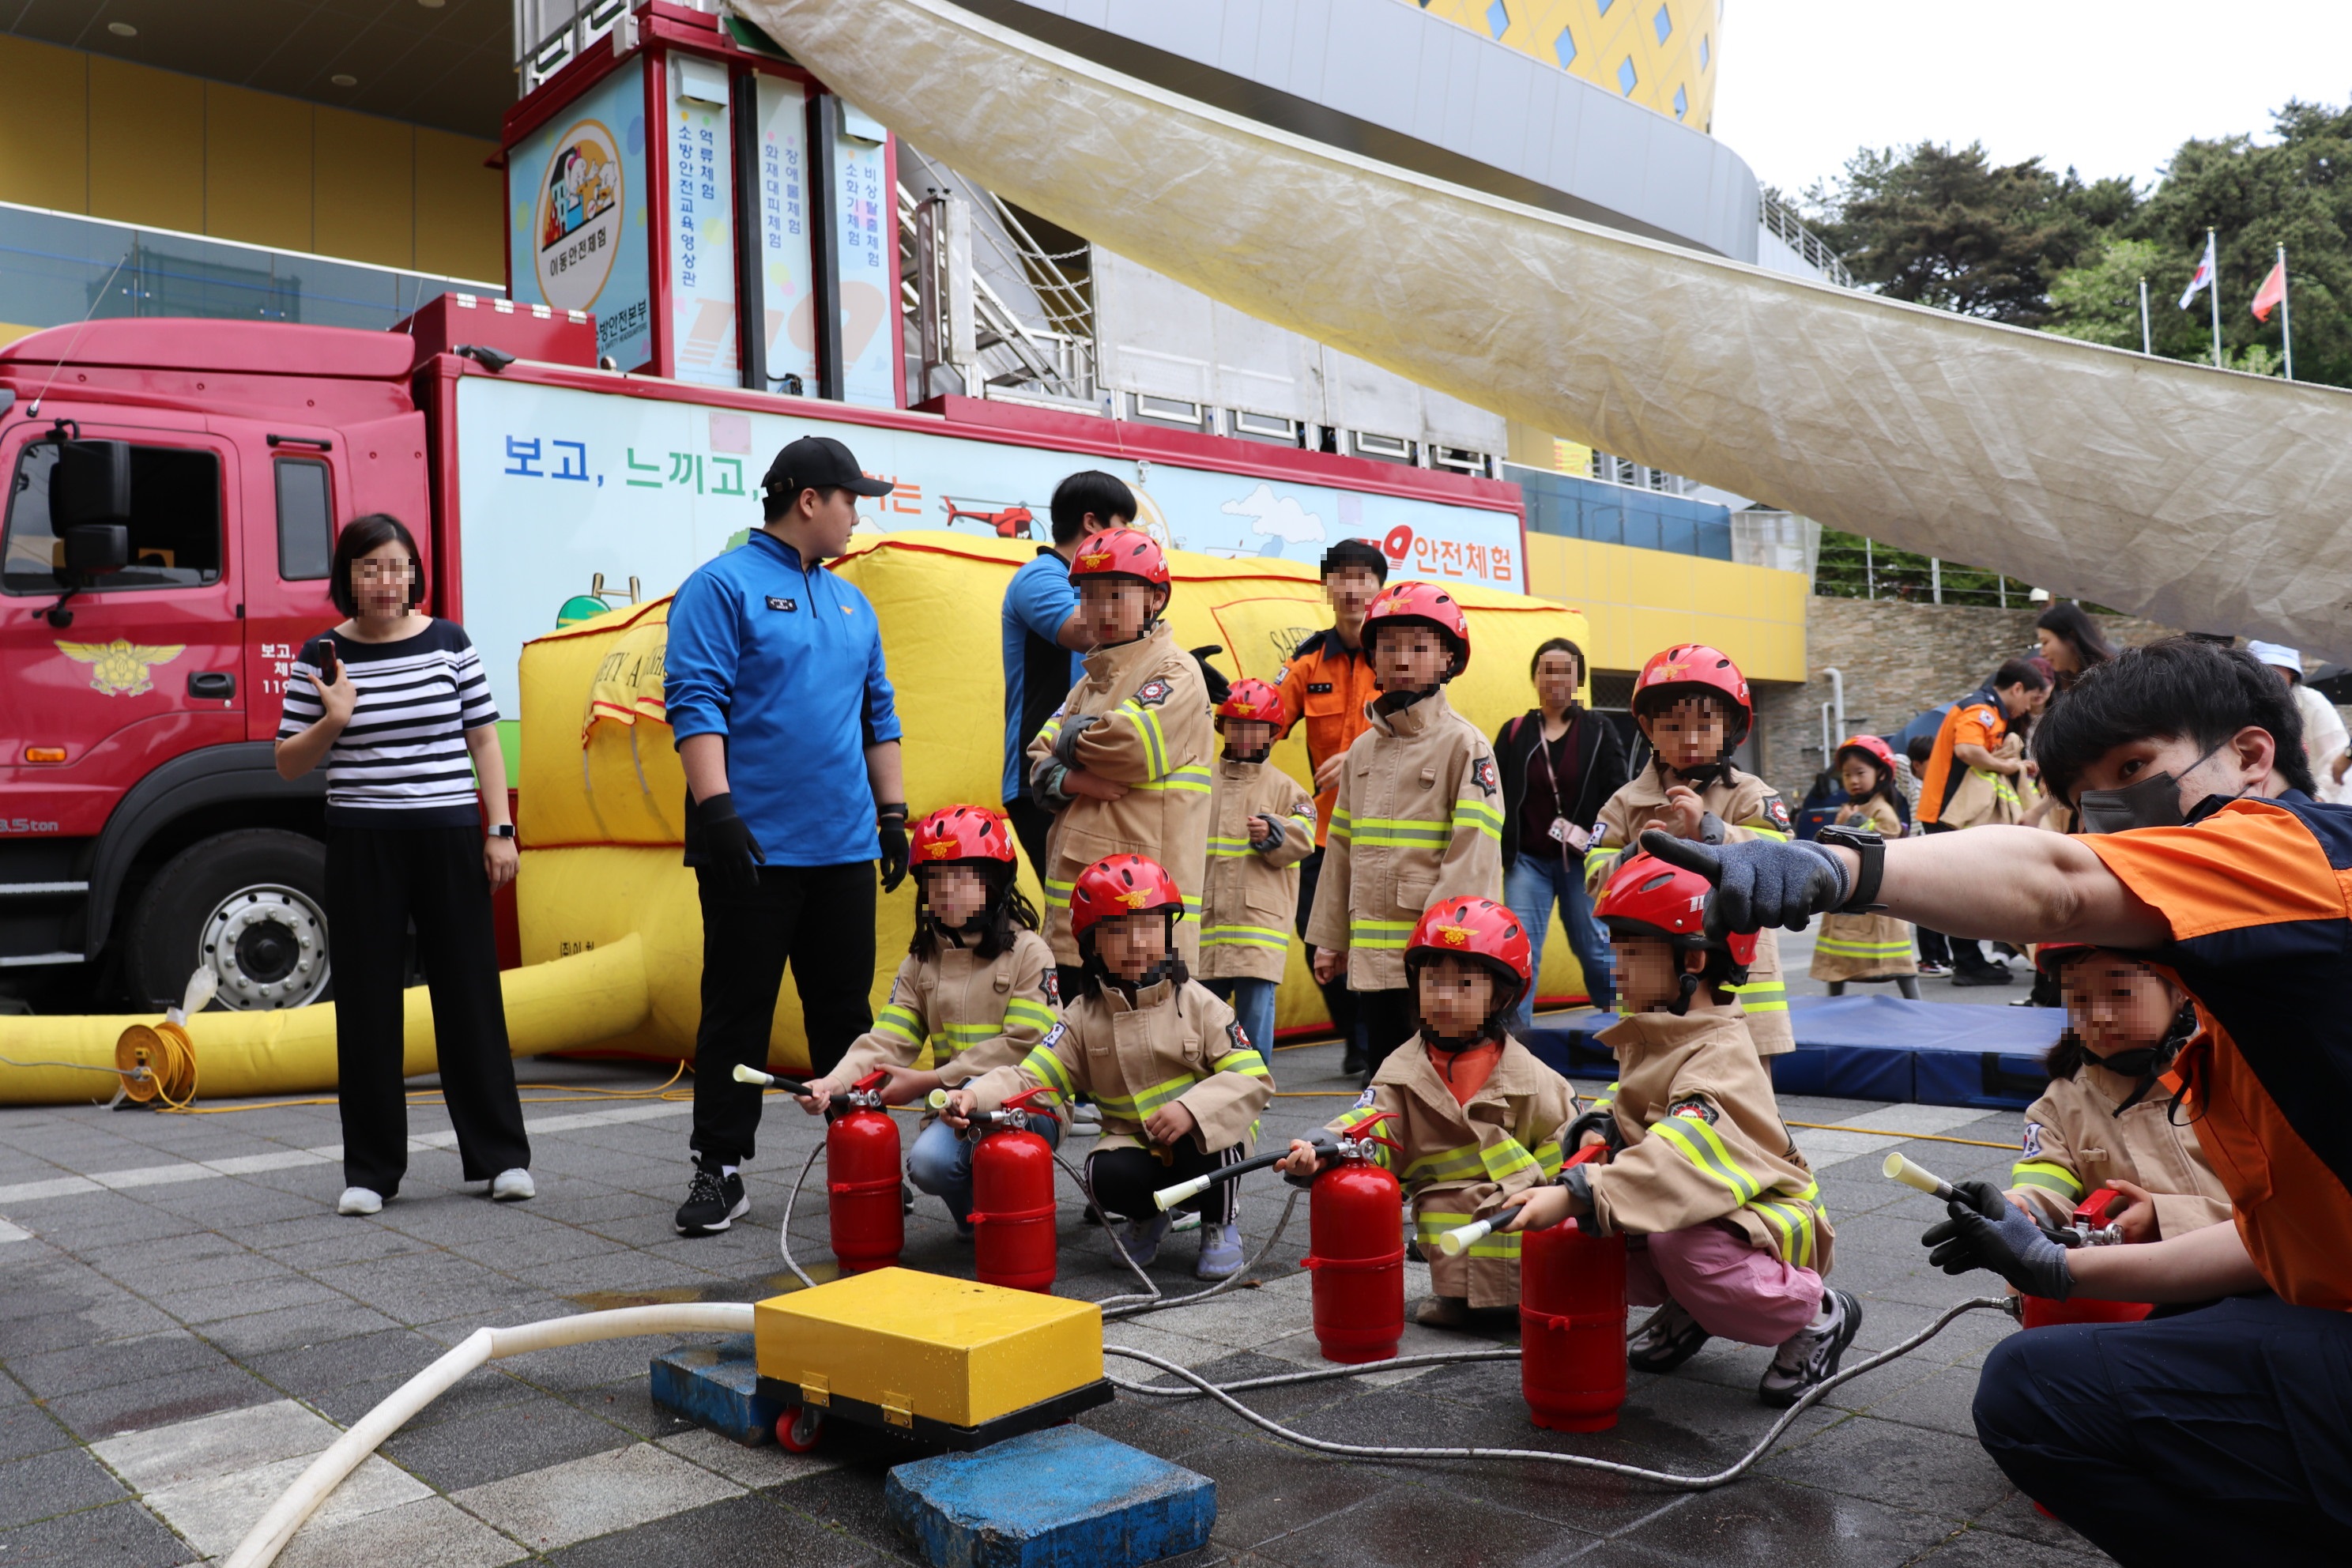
[2253,256,2288,322]
[2180,232,2218,310]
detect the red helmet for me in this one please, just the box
[1069,526,1170,589]
[1069,854,1185,940]
[910,805,1018,867]
[1594,852,1758,970]
[1405,896,1532,1012]
[1633,643,1751,744]
[1362,580,1471,673]
[1216,678,1286,727]
[1834,734,1898,777]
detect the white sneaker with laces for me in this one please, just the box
[490,1168,535,1201]
[337,1186,383,1216]
[1759,1288,1863,1408]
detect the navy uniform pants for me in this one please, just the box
[1973,1291,2352,1565]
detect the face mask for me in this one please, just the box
[2074,744,2225,835]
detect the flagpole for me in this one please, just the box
[2139,277,2151,354]
[2278,243,2294,382]
[2208,228,2222,368]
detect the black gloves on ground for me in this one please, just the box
[1638,829,1852,933]
[690,792,767,894]
[1923,1187,2075,1301]
[877,805,910,894]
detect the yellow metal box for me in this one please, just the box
[753,1268,1102,1429]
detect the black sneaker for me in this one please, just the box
[1340,1048,1367,1076]
[1951,965,2013,988]
[674,1159,748,1236]
[1758,1289,1862,1408]
[1627,1298,1711,1374]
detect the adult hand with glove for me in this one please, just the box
[1638,828,1851,933]
[692,791,767,894]
[1923,1185,2075,1300]
[876,803,910,894]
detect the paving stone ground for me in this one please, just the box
[0,956,2095,1566]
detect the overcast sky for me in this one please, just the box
[1713,3,2352,200]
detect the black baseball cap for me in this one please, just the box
[760,435,894,503]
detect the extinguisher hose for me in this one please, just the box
[1112,1348,1523,1398]
[1102,1295,2013,1489]
[1050,1146,1310,1321]
[777,1141,827,1290]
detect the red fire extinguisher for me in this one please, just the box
[2020,1186,2154,1330]
[827,1069,903,1276]
[1520,1144,1626,1433]
[967,1087,1061,1293]
[1299,1111,1406,1365]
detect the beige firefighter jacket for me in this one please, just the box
[1027,620,1214,967]
[1198,756,1317,983]
[1583,1009,1833,1272]
[1302,688,1505,992]
[966,975,1273,1159]
[1809,797,1917,982]
[2009,1062,2235,1238]
[1328,1035,1581,1308]
[832,929,1061,1089]
[1585,760,1796,1054]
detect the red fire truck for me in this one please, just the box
[0,303,1524,1014]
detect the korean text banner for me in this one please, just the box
[508,58,653,372]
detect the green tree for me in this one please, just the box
[2046,237,2165,349]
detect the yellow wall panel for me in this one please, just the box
[413,126,504,282]
[313,107,413,269]
[0,36,88,213]
[88,55,204,232]
[204,84,313,253]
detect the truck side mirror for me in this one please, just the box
[63,522,130,575]
[51,439,134,528]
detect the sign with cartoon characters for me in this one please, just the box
[508,60,653,372]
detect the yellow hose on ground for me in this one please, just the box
[0,934,649,1106]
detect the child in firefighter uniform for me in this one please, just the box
[1305,582,1506,1071]
[1807,735,1920,999]
[2001,944,2233,1241]
[1281,896,1580,1326]
[1198,678,1318,1061]
[796,806,1061,1234]
[1027,528,1214,983]
[947,854,1274,1280]
[1513,851,1859,1408]
[1584,644,1796,1058]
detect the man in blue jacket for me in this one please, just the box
[664,435,907,1236]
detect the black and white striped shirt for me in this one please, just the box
[277,620,498,827]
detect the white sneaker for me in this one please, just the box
[1067,1102,1103,1135]
[337,1186,383,1216]
[490,1168,535,1201]
[1759,1289,1862,1408]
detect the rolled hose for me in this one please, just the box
[221,1303,752,1568]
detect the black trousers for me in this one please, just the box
[1296,847,1361,1052]
[1087,1140,1244,1225]
[690,861,875,1165]
[1005,794,1055,892]
[327,824,528,1197]
[1914,823,1990,971]
[1357,987,1421,1068]
[1973,1293,2352,1565]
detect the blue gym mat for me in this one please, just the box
[1523,995,2064,1111]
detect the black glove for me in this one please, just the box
[1923,1193,2075,1299]
[1190,644,1232,707]
[1638,829,1849,934]
[691,791,766,894]
[876,804,909,895]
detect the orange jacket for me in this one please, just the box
[1917,689,2005,827]
[1277,628,1381,846]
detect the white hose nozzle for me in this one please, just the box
[926,1089,949,1110]
[732,1064,777,1086]
[1436,1217,1494,1259]
[179,965,218,1020]
[1883,1152,1959,1202]
[1154,1174,1212,1212]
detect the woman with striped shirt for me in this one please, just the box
[275,513,531,1216]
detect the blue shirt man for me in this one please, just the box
[662,434,906,1238]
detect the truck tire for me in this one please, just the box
[123,830,333,1012]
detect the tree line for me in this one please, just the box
[1789,99,2352,385]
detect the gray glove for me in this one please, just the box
[1923,1192,2075,1300]
[1050,713,1102,768]
[1638,829,1850,933]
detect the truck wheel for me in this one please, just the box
[124,830,332,1012]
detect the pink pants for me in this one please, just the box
[1626,1220,1825,1348]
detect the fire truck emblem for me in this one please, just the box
[1438,925,1470,947]
[1076,548,1114,571]
[924,841,957,860]
[56,639,185,697]
[1117,888,1152,909]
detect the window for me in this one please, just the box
[1597,0,1615,13]
[2,441,223,596]
[1553,26,1577,66]
[1653,4,1672,43]
[274,458,334,581]
[1673,84,1688,119]
[1699,33,1710,70]
[1486,0,1509,39]
[1616,57,1638,95]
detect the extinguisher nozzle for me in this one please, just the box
[1153,1174,1212,1211]
[1883,1152,1959,1202]
[732,1065,775,1086]
[926,1089,950,1110]
[1436,1217,1491,1257]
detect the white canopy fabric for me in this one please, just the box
[737,0,2352,657]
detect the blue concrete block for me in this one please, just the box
[886,1426,1214,1568]
[648,1333,781,1446]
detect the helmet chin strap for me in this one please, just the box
[1666,969,1703,1017]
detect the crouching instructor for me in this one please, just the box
[1644,637,2351,1566]
[665,435,908,1237]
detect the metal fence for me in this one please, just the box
[1814,530,2032,608]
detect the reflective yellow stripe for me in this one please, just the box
[1350,918,1417,949]
[1092,1069,1201,1121]
[1133,764,1214,794]
[1403,1142,1488,1186]
[1004,997,1059,1032]
[1329,808,1353,845]
[1415,1210,1520,1259]
[875,1004,924,1046]
[1531,1140,1563,1178]
[2011,1161,2085,1200]
[1020,1042,1076,1098]
[1207,836,1257,858]
[1454,797,1505,843]
[1649,1115,1762,1203]
[1589,1080,1618,1111]
[1479,1136,1540,1184]
[1349,816,1452,848]
[1200,924,1291,950]
[1812,937,1916,959]
[1728,980,1788,1014]
[1113,699,1167,777]
[1583,842,1623,879]
[1217,1049,1271,1080]
[1043,876,1073,910]
[1740,825,1792,842]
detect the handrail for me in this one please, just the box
[1759,191,1854,290]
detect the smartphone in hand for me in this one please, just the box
[316,639,339,684]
